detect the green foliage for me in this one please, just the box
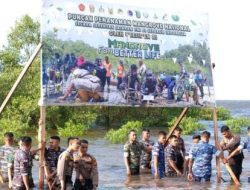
[0,118,29,140]
[58,120,89,137]
[105,121,142,143]
[164,41,211,68]
[187,107,232,121]
[0,60,40,127]
[167,117,205,135]
[7,15,40,64]
[226,117,250,133]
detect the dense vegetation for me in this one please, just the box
[0,15,248,142]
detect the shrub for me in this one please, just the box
[105,121,142,143]
[0,118,29,143]
[58,120,89,137]
[226,117,250,133]
[167,117,205,135]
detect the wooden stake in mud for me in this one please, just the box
[38,106,46,190]
[0,43,42,114]
[165,107,189,143]
[213,107,221,183]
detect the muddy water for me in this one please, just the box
[2,126,247,190]
[1,100,250,189]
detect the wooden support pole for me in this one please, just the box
[0,43,42,114]
[38,106,46,190]
[165,107,189,143]
[213,107,221,183]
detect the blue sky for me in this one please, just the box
[0,0,250,100]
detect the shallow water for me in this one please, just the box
[1,100,250,189]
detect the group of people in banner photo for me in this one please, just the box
[0,125,250,189]
[42,52,208,105]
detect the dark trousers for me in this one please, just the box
[228,153,244,181]
[198,84,204,98]
[176,153,184,172]
[117,77,122,89]
[130,167,140,175]
[105,76,111,87]
[194,175,211,182]
[74,179,93,190]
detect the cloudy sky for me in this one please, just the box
[0,0,249,100]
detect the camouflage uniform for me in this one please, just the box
[139,139,154,169]
[165,144,178,177]
[74,153,98,190]
[151,141,165,178]
[0,145,16,182]
[124,141,146,175]
[190,140,216,182]
[45,147,64,173]
[57,149,74,189]
[12,148,34,190]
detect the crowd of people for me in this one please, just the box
[0,133,98,190]
[124,126,250,183]
[0,125,249,189]
[43,53,208,105]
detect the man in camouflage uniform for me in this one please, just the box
[74,139,98,190]
[165,135,182,177]
[124,130,149,175]
[45,136,64,186]
[12,136,34,190]
[140,129,154,170]
[57,137,80,190]
[188,131,217,182]
[0,132,16,189]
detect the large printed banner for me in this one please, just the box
[41,0,216,107]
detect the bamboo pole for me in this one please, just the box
[213,107,221,183]
[0,43,42,114]
[165,107,189,143]
[38,106,46,190]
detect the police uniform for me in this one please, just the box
[139,139,154,169]
[151,141,165,179]
[45,147,64,173]
[0,145,16,182]
[190,140,216,182]
[74,153,98,190]
[165,144,178,177]
[57,149,74,189]
[12,148,34,190]
[124,141,146,175]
